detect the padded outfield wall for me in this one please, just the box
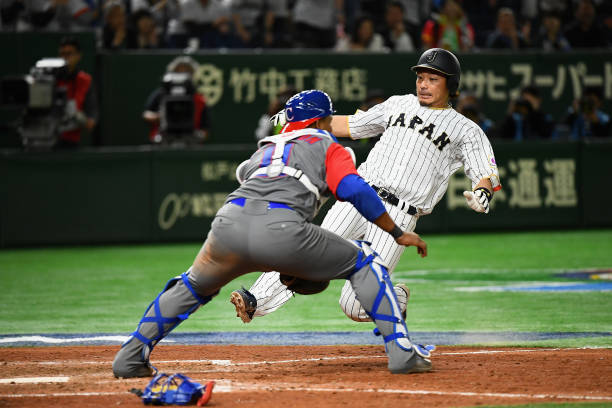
[0,33,611,245]
[1,140,610,247]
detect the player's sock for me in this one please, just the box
[249,272,294,317]
[112,268,216,378]
[340,283,409,322]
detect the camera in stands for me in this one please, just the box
[0,58,69,149]
[159,72,195,143]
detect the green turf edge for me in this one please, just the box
[472,403,612,408]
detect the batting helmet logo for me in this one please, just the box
[285,107,295,121]
[425,50,437,63]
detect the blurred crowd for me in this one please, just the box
[1,0,611,52]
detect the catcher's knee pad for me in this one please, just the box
[126,268,217,361]
[349,240,431,359]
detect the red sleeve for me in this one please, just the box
[325,143,359,196]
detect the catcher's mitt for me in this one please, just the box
[279,274,329,295]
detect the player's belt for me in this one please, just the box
[229,197,294,211]
[371,186,418,216]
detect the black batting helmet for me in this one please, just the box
[411,48,461,97]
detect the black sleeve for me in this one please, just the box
[82,80,99,122]
[144,88,163,111]
[198,105,210,130]
[1,0,24,25]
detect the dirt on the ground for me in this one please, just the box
[0,345,611,407]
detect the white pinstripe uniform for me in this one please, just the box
[247,93,500,321]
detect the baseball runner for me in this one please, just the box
[113,90,433,378]
[230,48,501,324]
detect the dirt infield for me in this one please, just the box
[1,345,611,407]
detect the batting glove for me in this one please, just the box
[463,187,492,214]
[270,109,287,128]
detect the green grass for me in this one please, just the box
[475,404,612,408]
[0,229,611,347]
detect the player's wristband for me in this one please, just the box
[390,225,403,240]
[474,187,492,201]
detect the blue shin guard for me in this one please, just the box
[132,272,212,358]
[113,269,216,378]
[349,240,433,371]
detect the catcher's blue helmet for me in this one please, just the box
[283,90,334,131]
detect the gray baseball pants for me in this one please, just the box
[113,199,419,377]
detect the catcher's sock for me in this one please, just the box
[113,269,213,378]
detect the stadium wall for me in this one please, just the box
[1,140,611,247]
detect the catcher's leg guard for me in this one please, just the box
[348,240,432,374]
[339,280,410,322]
[113,268,216,378]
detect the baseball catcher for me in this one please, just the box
[113,89,432,379]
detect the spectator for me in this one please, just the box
[228,0,291,48]
[462,0,498,48]
[538,0,572,23]
[394,0,432,48]
[335,15,387,52]
[421,0,474,52]
[456,92,493,134]
[380,1,415,52]
[254,87,297,140]
[534,11,571,51]
[263,0,291,48]
[292,0,344,49]
[16,0,96,30]
[230,0,262,47]
[55,36,98,148]
[166,0,236,49]
[130,0,176,37]
[143,56,210,144]
[565,87,611,139]
[563,0,608,49]
[496,85,554,141]
[1,0,24,30]
[128,8,162,48]
[485,7,529,49]
[102,0,129,50]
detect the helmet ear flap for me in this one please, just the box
[447,76,459,97]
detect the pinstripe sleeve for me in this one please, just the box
[348,96,398,140]
[458,126,500,189]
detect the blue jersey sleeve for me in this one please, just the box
[335,174,386,223]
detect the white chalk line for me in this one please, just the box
[0,377,70,384]
[0,335,175,344]
[1,381,611,402]
[1,347,607,368]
